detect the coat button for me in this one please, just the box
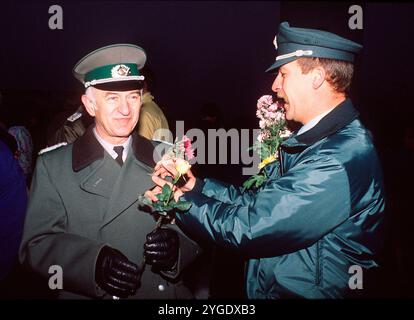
[158,284,165,291]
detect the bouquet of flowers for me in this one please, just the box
[137,135,194,227]
[242,95,292,190]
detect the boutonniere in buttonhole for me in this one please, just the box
[242,95,292,190]
[138,135,194,227]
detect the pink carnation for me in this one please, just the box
[268,103,278,112]
[275,111,284,121]
[268,111,278,119]
[259,120,266,129]
[182,135,194,160]
[257,95,273,110]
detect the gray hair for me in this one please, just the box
[85,87,96,105]
[84,87,144,109]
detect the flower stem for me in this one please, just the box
[172,173,181,184]
[164,185,174,206]
[155,215,164,229]
[138,215,164,283]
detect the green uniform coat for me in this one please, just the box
[19,127,199,299]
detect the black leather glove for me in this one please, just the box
[144,228,179,271]
[95,246,142,298]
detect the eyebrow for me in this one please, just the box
[104,90,140,96]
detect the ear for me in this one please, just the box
[312,66,326,89]
[81,94,96,117]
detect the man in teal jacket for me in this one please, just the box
[148,22,385,298]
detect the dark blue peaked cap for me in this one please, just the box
[266,22,363,73]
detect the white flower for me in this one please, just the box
[280,129,293,138]
[257,95,273,110]
[268,103,278,112]
[275,111,284,121]
[259,120,266,129]
[175,158,192,175]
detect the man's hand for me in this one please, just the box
[151,158,197,196]
[154,158,196,192]
[144,228,179,271]
[95,246,142,298]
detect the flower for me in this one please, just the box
[259,120,266,129]
[164,135,195,162]
[175,158,192,176]
[138,135,194,216]
[280,128,293,138]
[182,135,194,160]
[135,136,195,286]
[257,95,273,110]
[258,155,277,170]
[243,95,292,190]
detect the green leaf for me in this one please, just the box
[162,184,172,197]
[172,174,181,185]
[242,171,268,191]
[156,192,165,202]
[174,201,192,211]
[156,184,172,203]
[254,175,267,188]
[162,203,175,212]
[152,202,165,212]
[242,176,257,190]
[137,194,153,207]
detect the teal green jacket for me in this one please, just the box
[177,99,385,298]
[19,128,200,299]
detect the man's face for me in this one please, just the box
[271,60,313,124]
[84,88,142,144]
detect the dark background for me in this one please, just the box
[1,1,413,299]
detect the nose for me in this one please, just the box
[271,72,281,93]
[118,97,130,116]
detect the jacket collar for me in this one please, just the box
[281,98,359,152]
[142,91,154,104]
[72,125,156,172]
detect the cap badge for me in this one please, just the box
[273,35,278,50]
[111,64,131,78]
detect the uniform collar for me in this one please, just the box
[297,107,335,135]
[72,125,156,171]
[93,127,132,161]
[281,98,359,152]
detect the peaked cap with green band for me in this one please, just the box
[266,22,363,73]
[73,43,146,91]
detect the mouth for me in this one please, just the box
[275,96,288,110]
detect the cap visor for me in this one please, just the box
[265,56,299,73]
[92,80,144,91]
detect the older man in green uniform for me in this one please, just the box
[149,22,386,298]
[19,44,199,299]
